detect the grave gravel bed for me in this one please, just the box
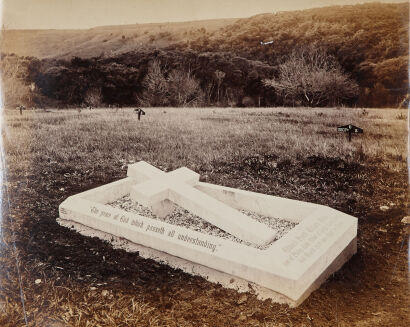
[108,195,297,250]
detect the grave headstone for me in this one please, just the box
[58,161,357,306]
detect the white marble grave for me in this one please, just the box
[58,161,357,306]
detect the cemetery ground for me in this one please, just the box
[1,107,408,327]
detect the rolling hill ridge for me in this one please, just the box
[0,2,408,108]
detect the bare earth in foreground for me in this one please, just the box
[1,107,408,326]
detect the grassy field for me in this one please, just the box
[4,107,407,173]
[1,107,408,326]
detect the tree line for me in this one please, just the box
[1,2,408,108]
[0,47,363,108]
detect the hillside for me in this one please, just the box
[201,2,409,66]
[0,18,237,59]
[0,2,408,108]
[190,2,409,103]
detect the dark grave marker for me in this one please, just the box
[337,124,363,142]
[18,105,25,115]
[134,108,146,121]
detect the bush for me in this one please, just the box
[241,96,255,107]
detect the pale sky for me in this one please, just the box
[1,0,407,30]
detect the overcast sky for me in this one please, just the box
[1,0,407,30]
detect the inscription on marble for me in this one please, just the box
[281,216,344,266]
[87,204,219,253]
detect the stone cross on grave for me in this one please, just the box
[129,161,277,246]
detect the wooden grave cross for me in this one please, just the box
[129,161,277,246]
[135,108,146,120]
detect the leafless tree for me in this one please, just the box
[138,60,203,107]
[0,56,30,107]
[84,87,102,107]
[167,69,204,106]
[214,70,226,105]
[138,60,168,106]
[263,46,359,107]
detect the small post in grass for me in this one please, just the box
[134,107,146,121]
[337,124,363,142]
[18,104,25,115]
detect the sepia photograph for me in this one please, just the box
[0,0,408,326]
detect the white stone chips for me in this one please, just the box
[58,161,358,306]
[129,161,277,246]
[108,195,297,250]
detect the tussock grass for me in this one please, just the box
[3,107,407,175]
